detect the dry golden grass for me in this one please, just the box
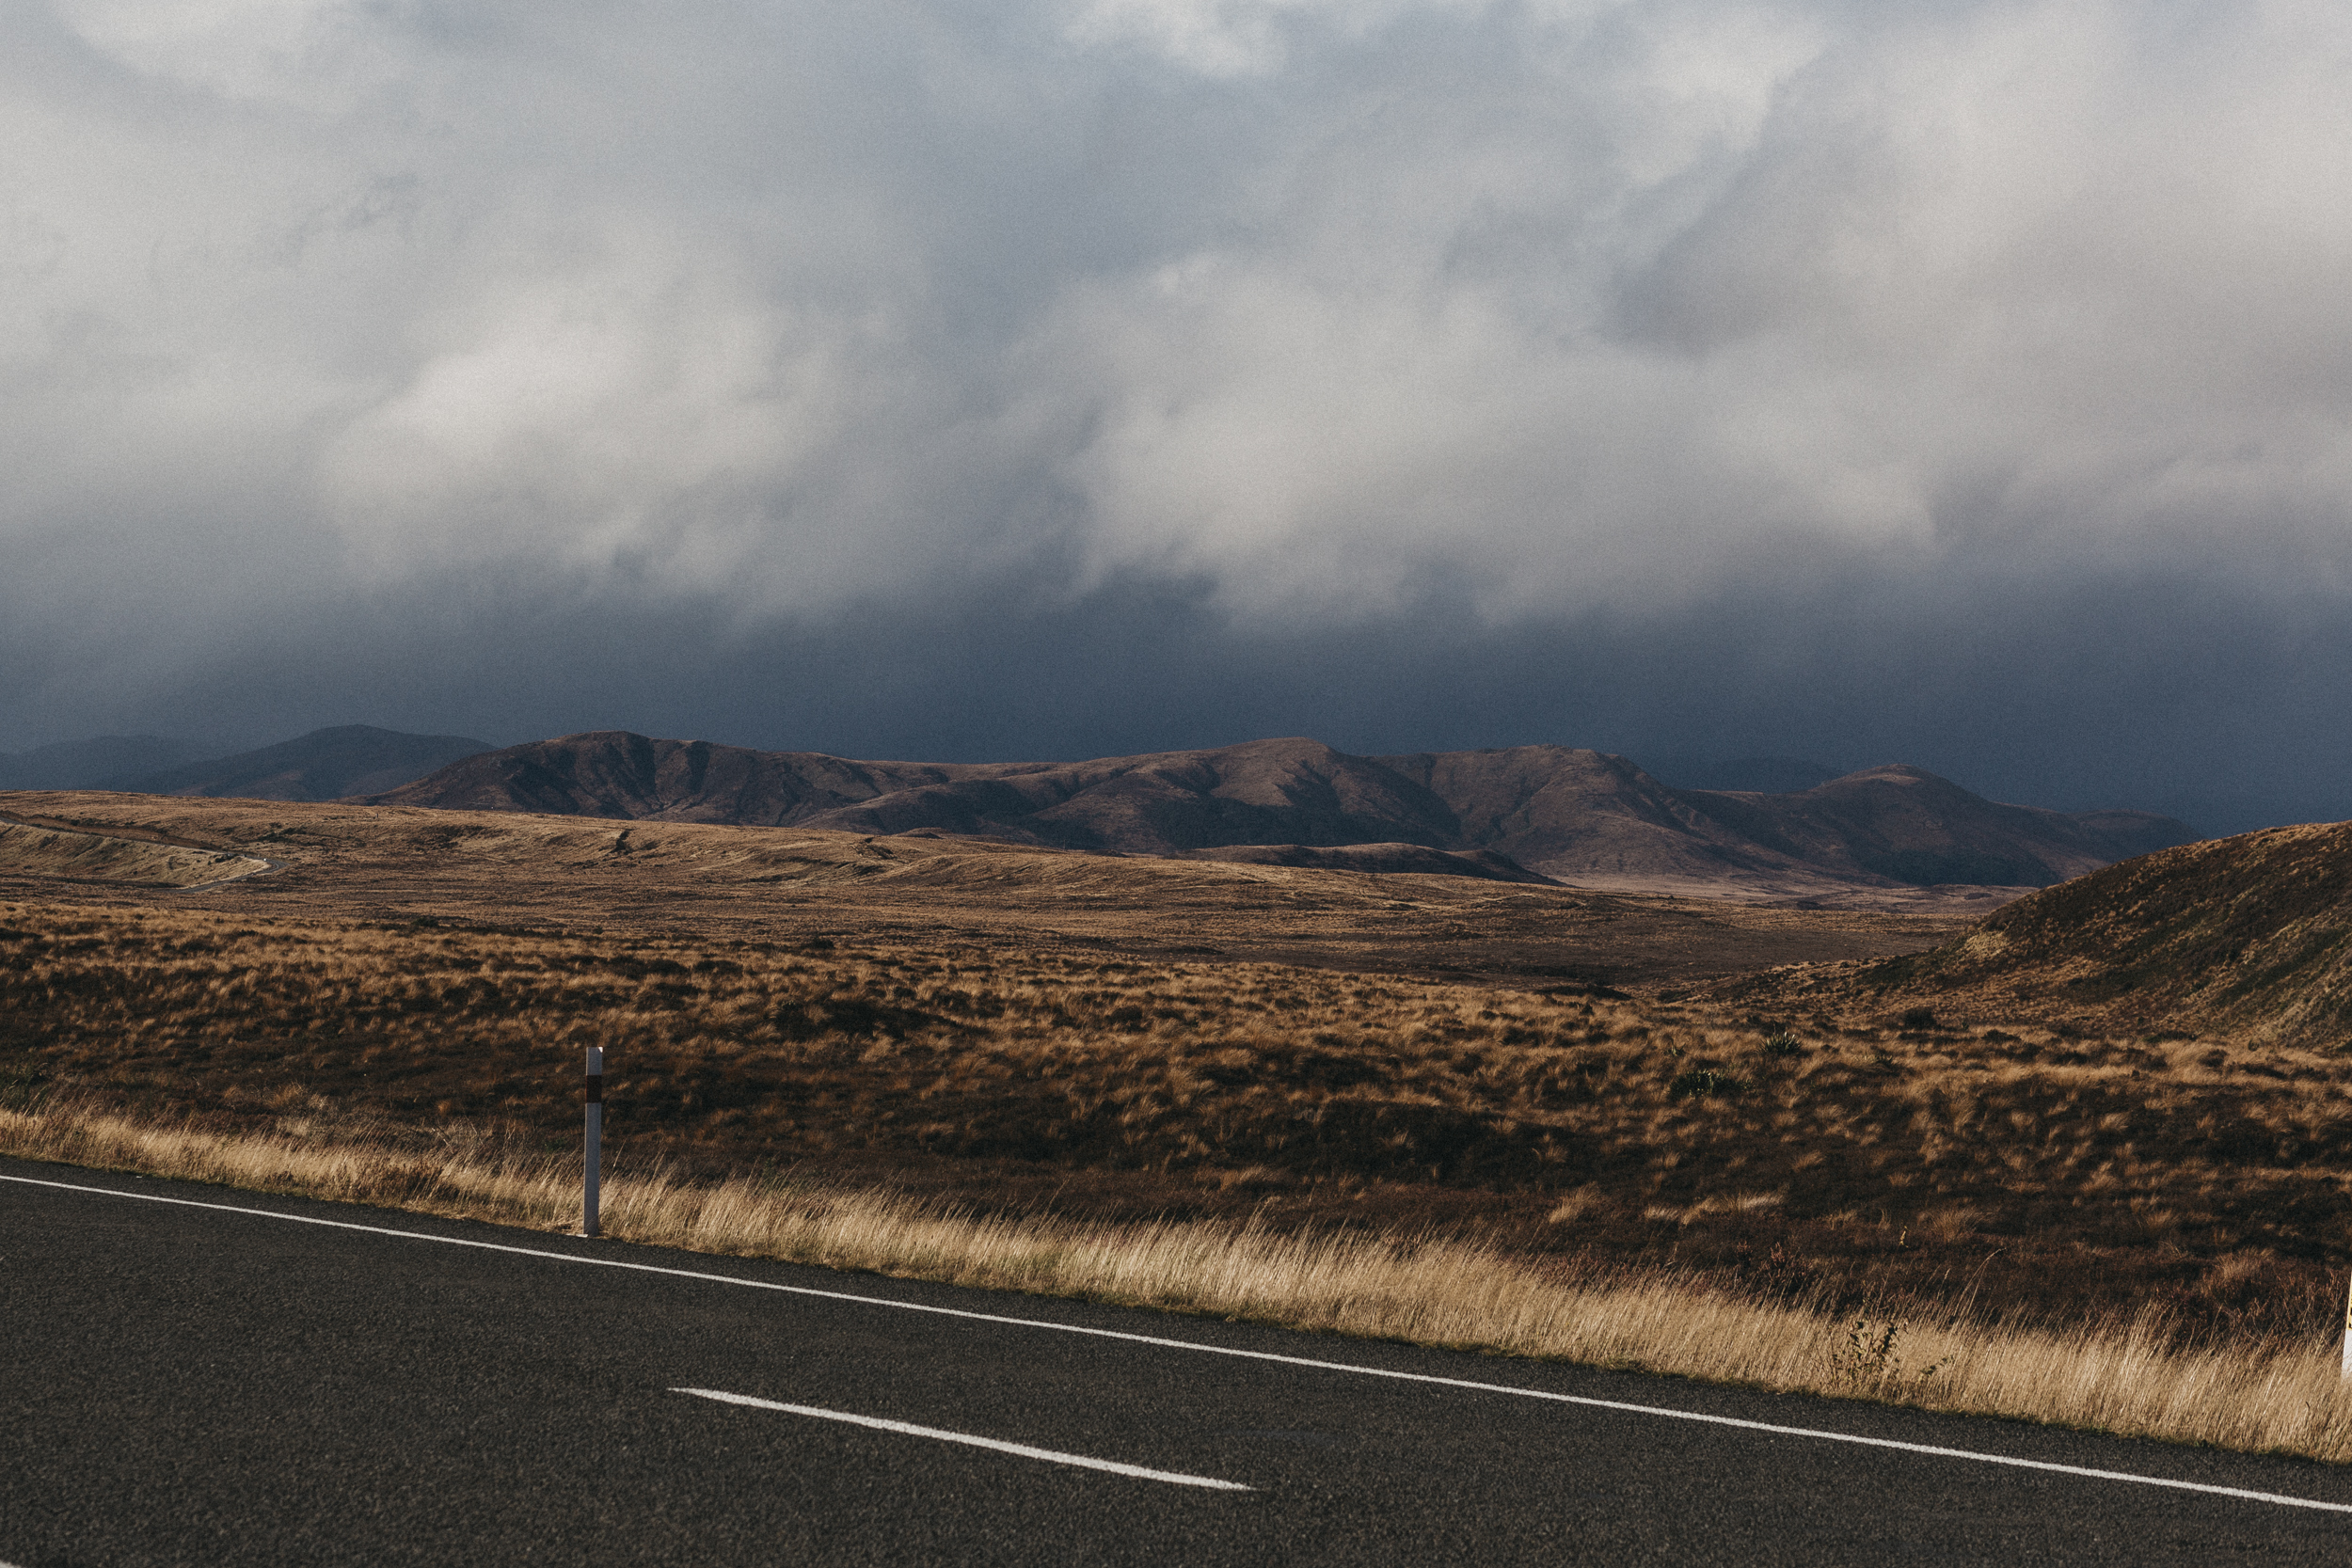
[9,1089,2352,1465]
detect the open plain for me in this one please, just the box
[7,786,2351,1355]
[0,791,1967,986]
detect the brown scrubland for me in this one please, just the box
[6,793,2352,1461]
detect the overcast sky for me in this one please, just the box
[7,0,2352,830]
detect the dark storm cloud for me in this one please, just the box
[6,1,2352,831]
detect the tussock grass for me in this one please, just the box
[9,1093,2352,1465]
[9,897,2352,1337]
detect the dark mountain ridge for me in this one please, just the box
[364,732,2198,898]
[124,726,494,802]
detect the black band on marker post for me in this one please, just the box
[581,1045,605,1239]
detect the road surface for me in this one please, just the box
[4,1156,2348,1564]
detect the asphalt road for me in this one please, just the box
[5,1158,2350,1566]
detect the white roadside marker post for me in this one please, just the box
[582,1046,603,1239]
[2342,1273,2350,1380]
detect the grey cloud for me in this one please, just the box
[6,0,2352,831]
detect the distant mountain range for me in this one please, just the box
[0,723,2201,898]
[363,732,2200,899]
[0,726,492,801]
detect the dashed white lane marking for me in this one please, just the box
[10,1171,2352,1516]
[674,1387,1250,1490]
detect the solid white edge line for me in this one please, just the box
[8,1170,2350,1515]
[673,1387,1250,1490]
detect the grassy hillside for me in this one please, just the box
[1733,822,2352,1048]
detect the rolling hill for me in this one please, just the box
[1728,820,2352,1045]
[363,732,2197,902]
